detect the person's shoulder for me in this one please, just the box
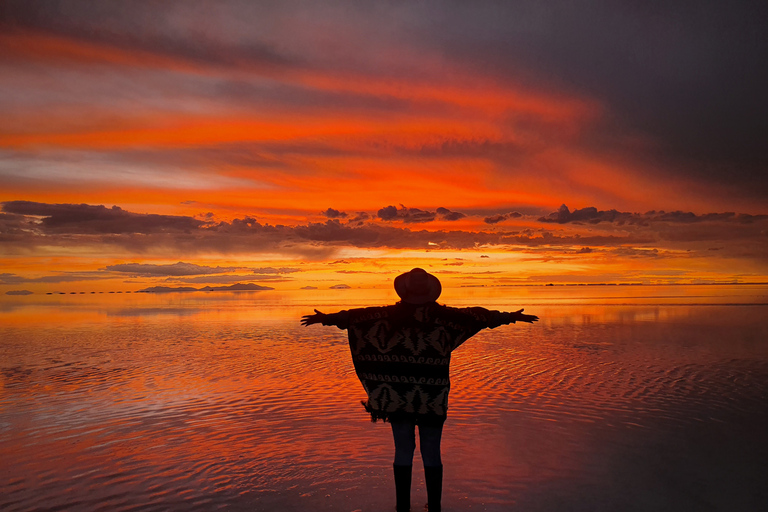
[434,304,494,323]
[347,304,397,322]
[435,304,487,314]
[352,304,395,313]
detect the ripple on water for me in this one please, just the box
[450,327,768,430]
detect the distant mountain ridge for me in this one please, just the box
[139,283,274,293]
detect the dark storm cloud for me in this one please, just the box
[540,204,768,226]
[0,201,515,252]
[412,1,768,197]
[436,207,466,221]
[484,212,523,224]
[293,220,491,250]
[532,204,768,262]
[377,205,465,223]
[2,201,206,234]
[2,201,766,258]
[484,215,506,225]
[322,208,348,219]
[539,204,634,225]
[293,220,382,244]
[378,205,433,223]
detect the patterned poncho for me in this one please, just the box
[323,302,513,425]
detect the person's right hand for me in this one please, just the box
[301,309,326,326]
[512,308,539,323]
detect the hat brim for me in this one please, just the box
[394,270,442,304]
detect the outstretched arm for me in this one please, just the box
[452,306,538,329]
[301,309,350,329]
[508,308,539,324]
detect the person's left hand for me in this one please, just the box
[301,309,326,326]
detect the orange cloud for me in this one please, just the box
[2,19,767,293]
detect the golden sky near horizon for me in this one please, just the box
[1,1,767,292]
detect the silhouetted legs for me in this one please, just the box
[391,421,444,511]
[391,421,442,466]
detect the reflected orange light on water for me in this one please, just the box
[2,288,768,510]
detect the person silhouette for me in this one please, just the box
[301,268,538,512]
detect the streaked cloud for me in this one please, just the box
[164,275,290,284]
[250,267,301,274]
[104,262,239,276]
[1,1,766,287]
[0,272,108,284]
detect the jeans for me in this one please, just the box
[391,420,443,467]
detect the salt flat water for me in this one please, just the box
[1,285,767,511]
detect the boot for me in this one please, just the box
[424,465,442,512]
[393,464,412,512]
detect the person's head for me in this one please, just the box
[394,268,441,304]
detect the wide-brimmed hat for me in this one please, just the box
[394,268,441,304]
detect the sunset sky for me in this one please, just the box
[2,0,767,293]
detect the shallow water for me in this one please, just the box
[2,286,767,511]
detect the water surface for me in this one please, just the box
[2,286,767,511]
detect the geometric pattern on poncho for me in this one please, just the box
[340,303,507,425]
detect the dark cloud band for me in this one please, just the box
[2,201,766,261]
